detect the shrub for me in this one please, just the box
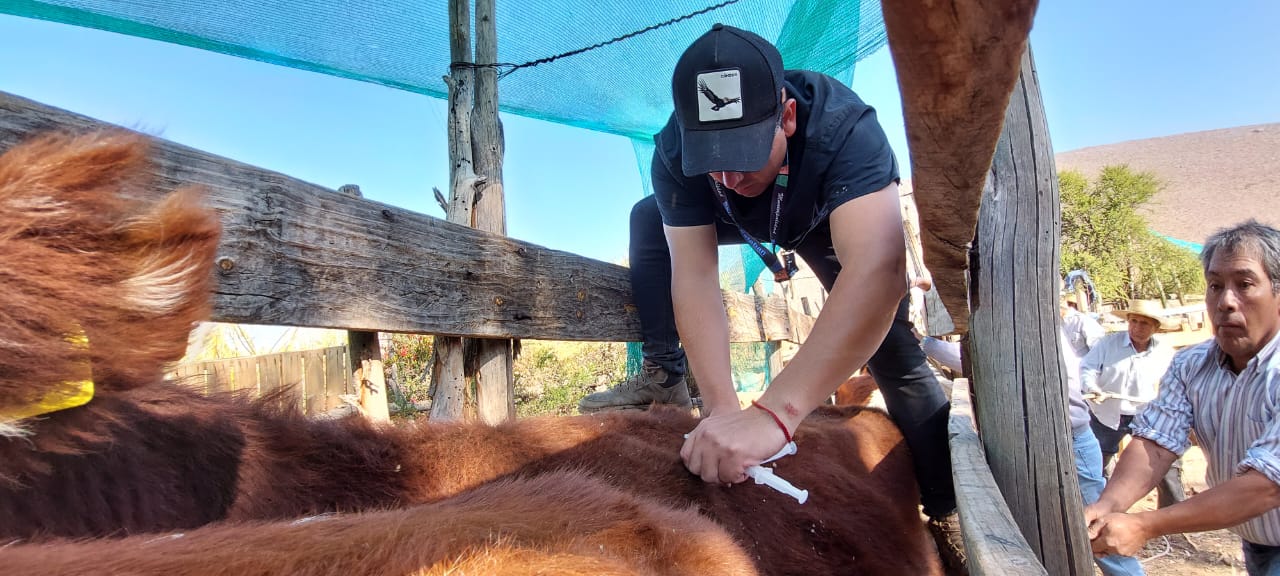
[513,341,628,417]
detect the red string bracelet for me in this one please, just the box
[751,400,792,444]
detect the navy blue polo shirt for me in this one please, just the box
[650,70,899,249]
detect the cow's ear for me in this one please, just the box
[95,186,220,387]
[0,131,220,424]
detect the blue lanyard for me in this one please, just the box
[709,157,798,282]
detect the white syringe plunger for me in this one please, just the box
[746,465,809,504]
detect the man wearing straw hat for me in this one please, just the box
[1082,298,1185,507]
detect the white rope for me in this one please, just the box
[1139,535,1173,563]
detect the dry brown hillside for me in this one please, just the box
[1055,123,1280,245]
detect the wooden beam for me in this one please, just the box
[947,378,1048,575]
[431,0,478,421]
[0,91,816,346]
[967,49,1093,574]
[881,0,1039,332]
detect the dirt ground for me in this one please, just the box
[1119,446,1247,575]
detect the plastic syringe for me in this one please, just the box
[746,441,808,504]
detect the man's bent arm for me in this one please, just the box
[679,184,906,484]
[1137,469,1280,536]
[664,223,736,415]
[1089,437,1178,518]
[756,184,907,432]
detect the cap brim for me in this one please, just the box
[679,114,778,177]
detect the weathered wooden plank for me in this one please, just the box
[304,350,327,415]
[257,353,283,411]
[259,353,283,396]
[429,339,468,420]
[234,357,258,394]
[882,0,1039,331]
[169,364,207,393]
[207,361,230,394]
[967,49,1092,574]
[473,338,514,424]
[324,346,348,411]
[0,91,815,345]
[947,378,1048,576]
[280,351,305,412]
[0,90,633,340]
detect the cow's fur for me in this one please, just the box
[2,471,760,576]
[0,132,943,575]
[834,373,881,407]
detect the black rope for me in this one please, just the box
[450,0,740,79]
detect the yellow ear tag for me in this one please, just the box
[0,332,95,422]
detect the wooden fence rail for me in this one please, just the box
[169,346,350,415]
[0,90,813,345]
[948,378,1047,575]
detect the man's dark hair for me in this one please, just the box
[1200,220,1280,294]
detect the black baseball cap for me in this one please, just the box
[672,23,784,177]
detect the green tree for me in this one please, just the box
[1059,165,1204,304]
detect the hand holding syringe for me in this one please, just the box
[685,433,808,504]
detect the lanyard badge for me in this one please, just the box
[711,160,798,283]
[774,250,798,282]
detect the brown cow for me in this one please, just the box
[2,471,760,576]
[0,132,942,575]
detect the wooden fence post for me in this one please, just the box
[966,47,1093,574]
[431,0,477,421]
[469,0,516,424]
[337,183,390,423]
[348,330,390,422]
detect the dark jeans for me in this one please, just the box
[629,195,957,517]
[1244,540,1280,575]
[1091,413,1186,508]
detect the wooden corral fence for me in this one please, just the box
[169,346,351,415]
[948,378,1046,573]
[0,89,816,426]
[0,0,1093,572]
[884,0,1091,573]
[0,92,814,348]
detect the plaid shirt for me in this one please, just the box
[1132,332,1280,545]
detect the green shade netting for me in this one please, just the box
[4,0,885,140]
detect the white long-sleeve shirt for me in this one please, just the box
[1080,331,1175,430]
[1062,309,1106,358]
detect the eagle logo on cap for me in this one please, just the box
[698,80,741,111]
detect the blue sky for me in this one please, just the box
[0,1,1276,265]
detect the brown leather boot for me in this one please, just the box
[927,513,969,576]
[577,360,691,413]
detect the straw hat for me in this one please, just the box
[1110,299,1176,330]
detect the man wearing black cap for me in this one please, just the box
[577,24,963,570]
